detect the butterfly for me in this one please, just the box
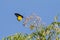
[15,13,24,21]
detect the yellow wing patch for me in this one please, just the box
[17,16,23,21]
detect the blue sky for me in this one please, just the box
[0,0,60,40]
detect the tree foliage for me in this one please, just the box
[2,14,60,40]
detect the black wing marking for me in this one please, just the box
[15,13,24,18]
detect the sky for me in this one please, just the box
[0,0,60,40]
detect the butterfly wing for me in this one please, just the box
[15,13,24,21]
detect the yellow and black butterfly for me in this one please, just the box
[15,13,24,21]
